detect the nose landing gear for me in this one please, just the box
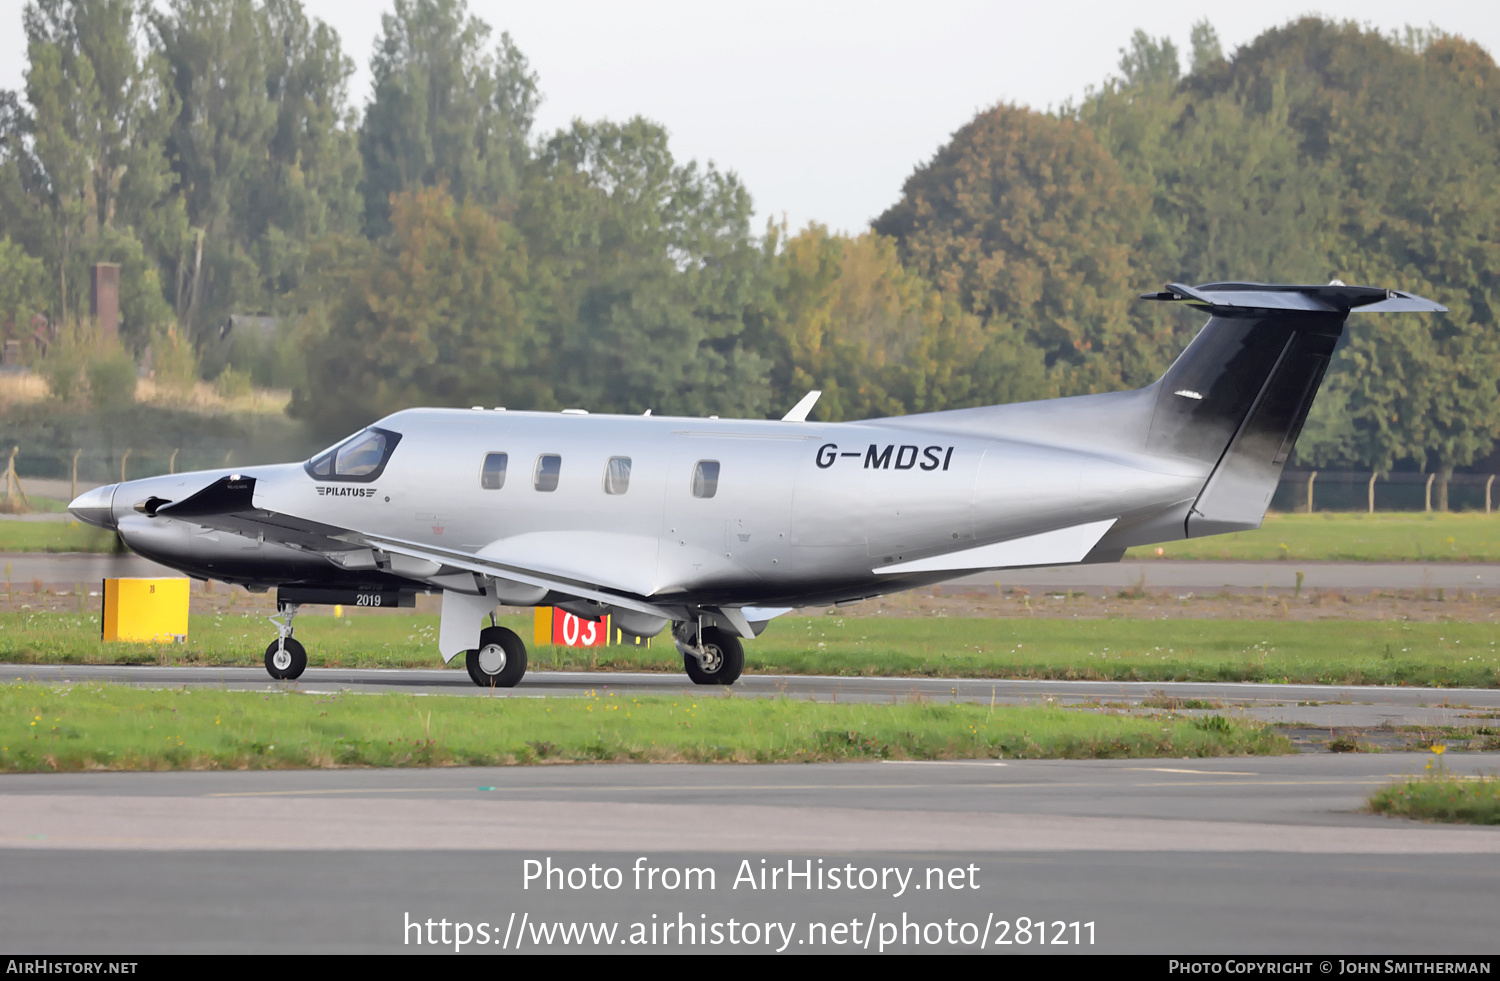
[264,603,307,680]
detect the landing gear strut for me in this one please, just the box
[264,603,307,680]
[677,623,744,685]
[465,624,528,688]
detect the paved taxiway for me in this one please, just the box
[5,550,1498,592]
[9,663,1500,729]
[3,756,1499,952]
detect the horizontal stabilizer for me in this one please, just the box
[872,518,1116,574]
[1141,282,1446,314]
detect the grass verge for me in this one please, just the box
[1368,773,1500,824]
[1124,511,1500,562]
[0,682,1289,772]
[3,612,1498,688]
[0,522,120,553]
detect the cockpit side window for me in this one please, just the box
[304,427,402,482]
[336,431,387,475]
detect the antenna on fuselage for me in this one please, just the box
[781,390,822,423]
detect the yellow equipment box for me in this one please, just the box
[102,578,189,643]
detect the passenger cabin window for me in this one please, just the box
[692,460,720,499]
[604,457,631,495]
[534,454,561,492]
[480,452,507,490]
[304,427,402,482]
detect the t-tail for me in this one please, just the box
[882,281,1445,544]
[1138,282,1443,536]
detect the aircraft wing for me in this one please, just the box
[154,475,680,621]
[346,530,680,621]
[152,474,352,549]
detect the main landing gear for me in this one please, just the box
[678,623,744,686]
[264,603,307,680]
[465,623,528,688]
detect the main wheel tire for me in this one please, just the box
[264,636,307,680]
[466,626,528,688]
[683,626,744,685]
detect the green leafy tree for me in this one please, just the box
[1117,29,1180,87]
[292,185,533,437]
[247,0,364,298]
[873,103,1149,396]
[0,236,48,334]
[153,0,276,338]
[519,117,772,418]
[1067,18,1500,496]
[0,0,180,347]
[1183,20,1500,500]
[757,223,1013,420]
[1189,21,1224,74]
[155,0,359,350]
[14,2,99,320]
[358,0,538,236]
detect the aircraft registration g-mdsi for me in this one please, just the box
[69,282,1442,687]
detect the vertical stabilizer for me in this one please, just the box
[1140,282,1445,537]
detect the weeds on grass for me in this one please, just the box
[1369,772,1500,825]
[0,682,1292,772]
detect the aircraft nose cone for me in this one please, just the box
[68,483,118,530]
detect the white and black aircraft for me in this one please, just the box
[69,282,1443,686]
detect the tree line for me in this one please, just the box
[1,3,1497,506]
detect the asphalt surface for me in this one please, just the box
[9,663,1500,728]
[3,551,1499,592]
[3,756,1499,953]
[5,554,1499,952]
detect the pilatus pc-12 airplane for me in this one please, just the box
[70,282,1443,687]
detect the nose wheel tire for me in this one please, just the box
[466,626,528,688]
[264,637,307,680]
[683,627,744,685]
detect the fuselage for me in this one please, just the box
[76,401,1207,608]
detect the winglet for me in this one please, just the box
[781,390,821,422]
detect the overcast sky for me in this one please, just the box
[1,1,1497,234]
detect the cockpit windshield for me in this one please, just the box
[305,427,402,482]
